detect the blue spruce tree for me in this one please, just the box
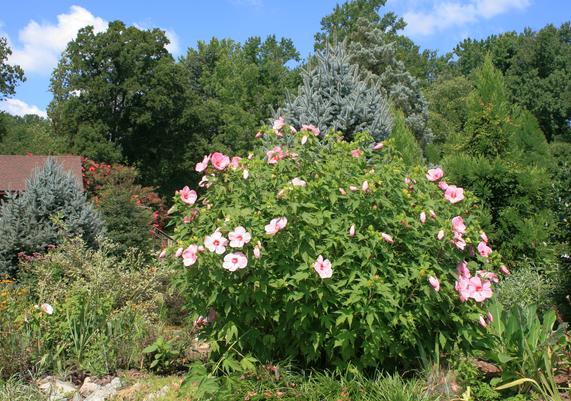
[0,158,104,276]
[282,41,393,141]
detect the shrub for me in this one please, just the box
[0,237,178,377]
[0,158,104,277]
[389,110,424,167]
[282,41,393,141]
[168,124,507,369]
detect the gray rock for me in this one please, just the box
[80,377,102,397]
[38,377,78,400]
[84,377,123,401]
[143,385,169,401]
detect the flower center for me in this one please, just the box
[232,257,238,264]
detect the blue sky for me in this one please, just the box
[1,0,569,117]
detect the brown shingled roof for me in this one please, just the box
[0,155,84,192]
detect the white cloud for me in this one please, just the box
[0,98,47,118]
[164,29,181,55]
[8,6,107,75]
[403,0,531,36]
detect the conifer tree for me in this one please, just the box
[283,41,393,141]
[388,111,423,166]
[0,159,104,276]
[349,18,431,145]
[442,57,555,264]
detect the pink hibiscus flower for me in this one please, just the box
[426,168,444,182]
[231,156,241,170]
[182,245,199,267]
[339,187,347,195]
[195,155,210,172]
[452,232,466,250]
[349,224,356,237]
[266,146,285,164]
[480,231,489,243]
[204,231,228,254]
[301,124,320,136]
[428,276,440,292]
[457,260,471,279]
[477,241,492,257]
[253,241,262,259]
[175,247,183,258]
[420,211,427,224]
[211,152,230,171]
[265,217,287,235]
[351,149,363,158]
[455,277,472,302]
[362,180,369,192]
[477,270,499,283]
[291,177,307,187]
[373,142,384,150]
[40,303,54,315]
[314,255,333,278]
[273,117,285,131]
[228,226,252,248]
[500,265,511,276]
[479,315,488,328]
[223,252,248,272]
[444,185,465,204]
[451,216,466,234]
[437,230,445,240]
[381,232,394,244]
[180,186,197,205]
[468,276,493,302]
[438,181,449,191]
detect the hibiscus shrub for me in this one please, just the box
[168,123,507,369]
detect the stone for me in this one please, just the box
[143,385,169,401]
[38,377,78,400]
[84,377,123,401]
[80,377,102,397]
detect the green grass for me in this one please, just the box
[0,377,45,401]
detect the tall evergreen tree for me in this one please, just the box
[0,159,103,276]
[283,41,393,141]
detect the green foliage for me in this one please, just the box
[283,41,393,141]
[169,126,505,369]
[442,58,556,264]
[180,35,300,188]
[0,37,25,100]
[452,23,571,141]
[0,237,177,378]
[389,111,423,166]
[143,336,182,374]
[483,303,568,390]
[0,159,104,277]
[495,261,557,314]
[48,21,188,194]
[0,114,66,155]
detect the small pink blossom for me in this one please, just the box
[404,177,411,184]
[180,186,197,205]
[301,124,320,136]
[175,247,183,258]
[198,175,210,188]
[349,185,358,192]
[183,216,192,224]
[428,276,440,292]
[477,241,492,257]
[477,270,499,283]
[451,216,466,234]
[339,188,347,195]
[381,232,394,244]
[426,168,444,182]
[430,210,437,219]
[231,156,241,169]
[182,245,199,267]
[255,131,263,138]
[438,181,449,191]
[349,224,356,237]
[204,231,228,254]
[480,231,489,243]
[301,135,308,145]
[195,155,210,172]
[159,249,167,259]
[253,242,262,259]
[266,146,285,164]
[420,211,427,224]
[273,117,285,131]
[291,177,307,187]
[247,152,254,160]
[487,311,494,323]
[351,149,363,158]
[457,260,471,279]
[229,226,251,248]
[444,185,465,204]
[362,180,369,192]
[40,303,54,315]
[373,142,384,150]
[479,315,488,328]
[437,230,445,240]
[265,217,287,235]
[314,255,333,278]
[452,232,466,250]
[223,252,248,272]
[198,245,205,253]
[211,152,230,171]
[243,169,249,179]
[276,189,286,199]
[500,265,511,275]
[290,126,297,134]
